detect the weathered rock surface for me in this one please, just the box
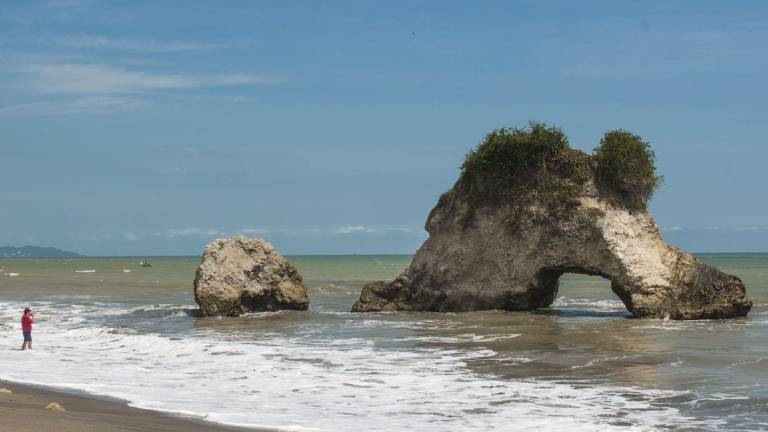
[352,128,751,319]
[194,237,309,316]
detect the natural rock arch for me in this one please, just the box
[352,124,751,319]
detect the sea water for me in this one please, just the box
[0,254,765,431]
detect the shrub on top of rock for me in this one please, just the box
[458,121,662,211]
[458,122,592,211]
[593,130,663,209]
[461,121,571,181]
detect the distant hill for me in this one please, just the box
[0,246,82,258]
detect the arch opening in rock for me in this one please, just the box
[534,269,632,316]
[534,267,616,302]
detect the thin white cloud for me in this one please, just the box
[24,63,269,94]
[271,228,324,237]
[238,228,270,235]
[55,35,220,53]
[662,226,768,233]
[387,227,421,234]
[332,226,423,236]
[46,0,91,7]
[663,226,684,232]
[0,96,148,116]
[176,94,252,103]
[155,228,224,238]
[151,226,423,240]
[123,232,137,241]
[334,225,382,235]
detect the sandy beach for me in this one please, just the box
[0,380,266,432]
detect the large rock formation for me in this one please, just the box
[352,124,751,319]
[194,237,309,316]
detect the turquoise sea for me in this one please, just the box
[0,254,766,431]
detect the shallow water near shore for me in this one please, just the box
[0,254,766,431]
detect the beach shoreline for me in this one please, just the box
[0,379,270,432]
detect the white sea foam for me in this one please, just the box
[6,273,19,277]
[552,297,625,311]
[0,300,719,432]
[571,355,629,369]
[122,269,132,273]
[75,270,96,273]
[399,334,522,344]
[727,357,766,369]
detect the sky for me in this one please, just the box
[1,0,767,255]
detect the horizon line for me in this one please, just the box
[2,251,768,259]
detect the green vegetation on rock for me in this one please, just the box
[458,122,661,211]
[459,122,591,212]
[593,130,662,209]
[461,122,571,179]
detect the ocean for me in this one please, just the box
[0,254,766,431]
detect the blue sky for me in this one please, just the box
[1,0,766,255]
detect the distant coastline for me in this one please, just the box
[0,246,82,258]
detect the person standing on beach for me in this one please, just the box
[21,308,33,350]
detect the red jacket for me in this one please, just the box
[21,314,33,332]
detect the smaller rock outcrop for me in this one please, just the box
[194,237,309,316]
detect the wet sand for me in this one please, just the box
[0,380,268,432]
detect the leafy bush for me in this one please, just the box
[461,122,570,181]
[593,130,662,208]
[456,123,661,216]
[458,122,593,217]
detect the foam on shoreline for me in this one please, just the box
[0,299,724,432]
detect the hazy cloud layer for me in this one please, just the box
[152,226,422,240]
[155,228,225,238]
[0,27,273,116]
[46,0,91,7]
[24,63,268,94]
[0,96,148,116]
[55,35,221,53]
